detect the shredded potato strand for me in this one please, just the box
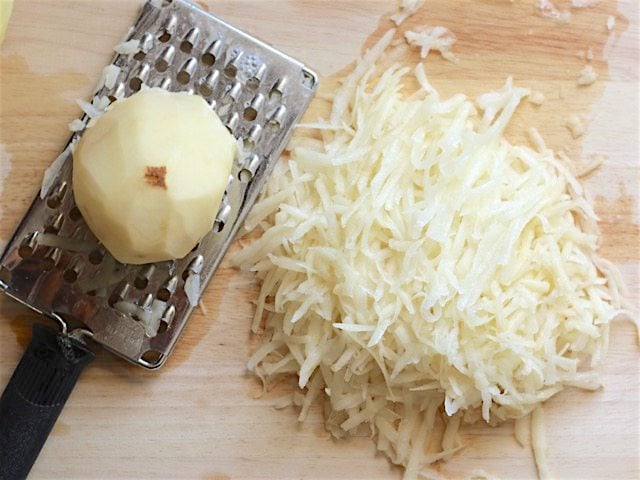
[391,0,426,26]
[237,33,624,479]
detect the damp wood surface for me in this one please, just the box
[0,1,638,479]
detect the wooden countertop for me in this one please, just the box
[0,1,638,478]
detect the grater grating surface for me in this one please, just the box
[0,0,318,369]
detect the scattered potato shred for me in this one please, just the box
[537,0,571,23]
[529,91,546,106]
[391,0,426,26]
[566,114,586,138]
[578,65,598,86]
[114,38,140,55]
[606,15,616,32]
[236,28,626,480]
[405,26,457,62]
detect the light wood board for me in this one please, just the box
[0,1,638,479]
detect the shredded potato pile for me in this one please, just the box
[234,31,626,479]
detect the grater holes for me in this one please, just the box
[70,224,86,239]
[18,232,38,259]
[152,303,176,337]
[177,57,197,85]
[269,88,282,100]
[182,254,204,280]
[157,275,178,302]
[157,290,170,302]
[224,64,237,78]
[155,59,169,73]
[130,77,143,92]
[222,82,242,105]
[88,247,105,265]
[244,93,264,122]
[181,267,189,281]
[224,112,239,134]
[268,119,281,130]
[42,248,61,271]
[214,202,231,233]
[162,304,176,326]
[155,45,175,73]
[134,264,155,290]
[238,169,252,183]
[269,78,286,99]
[176,71,190,85]
[180,27,199,54]
[224,51,244,79]
[63,269,78,283]
[47,182,68,209]
[63,257,84,283]
[199,84,213,97]
[108,282,131,308]
[138,32,154,57]
[224,52,242,78]
[133,51,146,61]
[44,213,64,234]
[201,39,222,66]
[247,64,266,90]
[137,293,153,316]
[158,12,177,44]
[198,70,219,97]
[243,125,262,150]
[69,206,83,222]
[154,77,172,90]
[244,107,257,122]
[108,83,126,103]
[129,64,150,92]
[180,41,193,54]
[46,193,64,210]
[239,154,260,182]
[201,53,215,66]
[267,105,286,130]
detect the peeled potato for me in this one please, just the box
[0,0,13,45]
[73,88,236,264]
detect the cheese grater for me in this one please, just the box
[0,1,317,477]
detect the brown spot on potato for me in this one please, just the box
[144,166,167,189]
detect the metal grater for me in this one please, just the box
[0,0,318,369]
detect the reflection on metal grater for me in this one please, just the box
[0,0,318,477]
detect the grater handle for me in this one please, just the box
[0,324,94,479]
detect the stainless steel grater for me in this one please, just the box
[0,1,317,476]
[0,0,318,370]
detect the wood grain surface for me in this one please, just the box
[0,1,638,479]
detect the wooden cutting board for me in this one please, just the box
[0,1,638,478]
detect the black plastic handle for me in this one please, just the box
[0,324,94,479]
